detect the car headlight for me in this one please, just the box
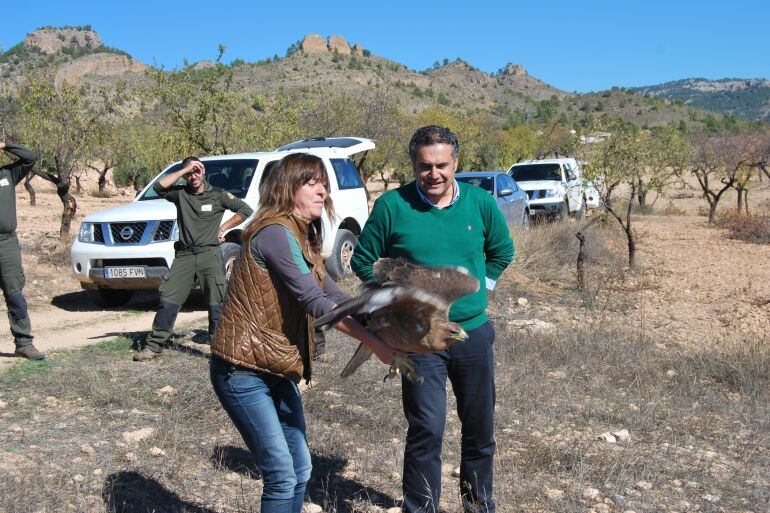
[544,189,561,198]
[78,222,97,243]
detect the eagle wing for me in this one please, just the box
[374,258,480,305]
[313,284,448,332]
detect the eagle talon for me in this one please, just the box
[383,355,422,383]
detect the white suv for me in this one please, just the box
[71,137,373,306]
[507,158,587,220]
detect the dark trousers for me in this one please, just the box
[402,321,496,513]
[0,234,33,348]
[145,248,226,352]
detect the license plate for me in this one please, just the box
[104,266,146,279]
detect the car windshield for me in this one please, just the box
[509,164,562,182]
[456,176,494,194]
[139,159,258,200]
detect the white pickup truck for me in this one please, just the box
[71,137,373,306]
[507,157,587,220]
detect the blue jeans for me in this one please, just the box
[401,321,496,513]
[210,357,311,513]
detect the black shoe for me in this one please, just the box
[14,345,46,360]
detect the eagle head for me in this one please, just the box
[444,322,468,344]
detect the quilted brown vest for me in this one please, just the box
[211,215,325,383]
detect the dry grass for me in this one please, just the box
[715,210,770,244]
[1,294,767,512]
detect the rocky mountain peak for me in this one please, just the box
[23,26,102,55]
[299,34,366,56]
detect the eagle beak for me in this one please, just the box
[453,328,469,341]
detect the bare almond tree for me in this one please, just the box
[691,134,763,222]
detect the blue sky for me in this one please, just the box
[2,0,767,92]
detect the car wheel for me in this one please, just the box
[325,229,357,279]
[88,288,134,308]
[522,209,531,230]
[575,198,587,220]
[220,242,241,281]
[556,201,569,222]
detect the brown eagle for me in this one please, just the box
[313,258,480,381]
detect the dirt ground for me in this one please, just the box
[0,173,768,513]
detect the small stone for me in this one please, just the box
[452,466,461,478]
[225,472,239,481]
[389,471,400,480]
[124,452,137,462]
[593,504,610,513]
[302,503,323,513]
[0,400,7,408]
[544,488,564,500]
[702,494,719,503]
[635,480,653,491]
[122,427,155,444]
[547,370,566,379]
[148,446,166,457]
[627,403,639,411]
[582,487,601,500]
[671,479,682,487]
[597,432,617,443]
[80,444,95,455]
[517,297,529,307]
[155,385,175,396]
[666,369,679,378]
[387,509,401,513]
[613,429,630,442]
[92,469,103,476]
[72,474,85,483]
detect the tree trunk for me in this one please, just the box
[708,202,718,223]
[75,175,83,193]
[24,174,36,206]
[737,187,744,212]
[744,190,750,215]
[626,227,636,269]
[98,171,107,192]
[57,183,77,240]
[576,231,586,292]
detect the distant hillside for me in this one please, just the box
[0,28,735,131]
[635,78,770,121]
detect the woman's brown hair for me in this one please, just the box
[243,153,334,251]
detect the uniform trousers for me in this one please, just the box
[0,234,33,348]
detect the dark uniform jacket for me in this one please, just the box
[1,144,38,236]
[153,181,253,249]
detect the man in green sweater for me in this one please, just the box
[0,141,45,360]
[352,126,513,513]
[134,156,253,362]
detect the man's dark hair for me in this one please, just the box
[181,156,202,168]
[408,125,459,163]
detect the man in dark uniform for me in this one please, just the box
[0,141,45,360]
[134,156,253,362]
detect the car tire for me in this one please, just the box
[325,229,357,280]
[575,198,587,220]
[220,242,241,282]
[556,201,569,222]
[522,209,531,230]
[88,288,134,308]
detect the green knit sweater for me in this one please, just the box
[351,181,514,330]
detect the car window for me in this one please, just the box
[456,176,494,194]
[330,158,364,190]
[502,174,518,192]
[509,163,561,182]
[140,159,258,200]
[495,175,506,194]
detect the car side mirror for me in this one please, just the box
[499,188,513,197]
